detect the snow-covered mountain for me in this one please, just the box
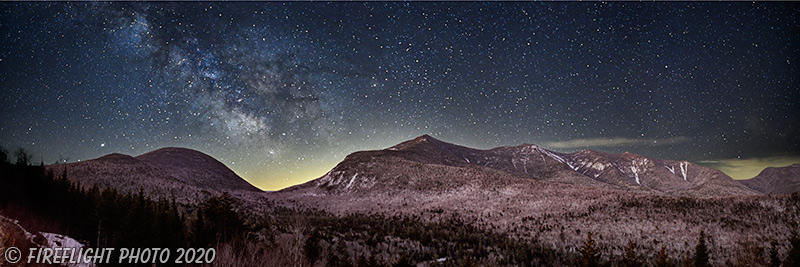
[738,164,800,194]
[47,147,261,203]
[285,135,757,196]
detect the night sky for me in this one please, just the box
[1,2,798,190]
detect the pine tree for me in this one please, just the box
[694,230,710,267]
[654,244,670,267]
[769,240,780,267]
[392,254,414,267]
[681,251,693,267]
[0,146,8,164]
[304,228,322,265]
[787,229,800,267]
[621,240,642,267]
[578,231,601,267]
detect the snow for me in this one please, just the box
[591,162,607,171]
[539,149,577,170]
[345,173,358,190]
[630,166,640,184]
[522,159,528,174]
[41,232,94,267]
[42,232,84,249]
[665,166,676,174]
[679,162,688,181]
[10,219,38,241]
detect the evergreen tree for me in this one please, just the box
[578,231,601,267]
[14,148,32,166]
[304,228,323,265]
[0,146,8,164]
[460,252,477,267]
[769,240,780,267]
[335,240,353,267]
[654,244,670,267]
[621,240,642,267]
[694,230,710,267]
[356,255,368,267]
[681,251,693,267]
[392,254,414,267]
[196,192,245,245]
[787,229,800,267]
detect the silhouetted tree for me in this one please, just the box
[654,244,670,267]
[0,146,8,164]
[578,232,601,267]
[682,251,693,267]
[769,240,780,267]
[304,228,323,265]
[335,240,353,267]
[735,240,767,266]
[196,192,245,245]
[621,240,642,267]
[14,148,32,166]
[787,229,800,266]
[694,230,709,267]
[460,252,477,267]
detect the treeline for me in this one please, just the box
[573,229,800,267]
[0,150,250,264]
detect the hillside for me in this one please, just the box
[738,164,800,194]
[272,135,797,265]
[286,135,756,196]
[46,147,261,204]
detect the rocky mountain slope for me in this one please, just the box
[285,135,757,196]
[272,135,798,265]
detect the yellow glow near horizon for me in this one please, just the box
[236,163,335,191]
[698,156,800,180]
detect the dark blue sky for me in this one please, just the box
[1,2,798,189]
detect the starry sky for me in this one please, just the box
[1,2,798,190]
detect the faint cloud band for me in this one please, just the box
[545,136,690,149]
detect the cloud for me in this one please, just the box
[544,136,690,149]
[698,156,800,180]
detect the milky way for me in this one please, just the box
[1,2,798,189]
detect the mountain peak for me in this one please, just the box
[389,134,446,151]
[412,134,444,144]
[49,147,262,197]
[95,153,139,164]
[135,147,219,168]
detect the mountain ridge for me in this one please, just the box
[737,163,800,194]
[286,134,762,196]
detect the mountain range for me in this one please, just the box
[47,135,798,200]
[41,135,800,264]
[285,135,782,197]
